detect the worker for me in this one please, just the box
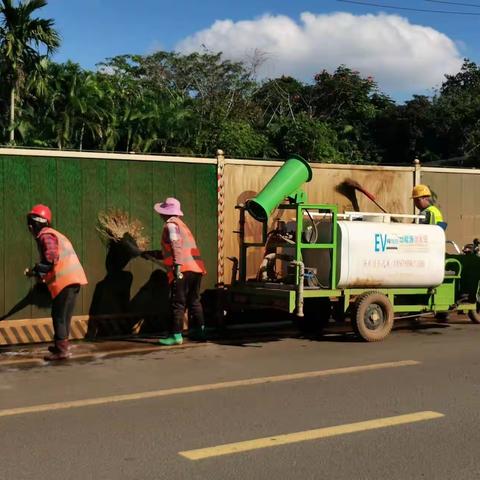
[151,197,207,346]
[25,205,88,361]
[411,184,447,230]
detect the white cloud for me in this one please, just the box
[175,12,463,98]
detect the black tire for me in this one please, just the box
[351,292,394,342]
[468,303,480,324]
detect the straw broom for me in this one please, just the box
[97,209,149,257]
[336,178,389,213]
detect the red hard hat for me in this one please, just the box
[29,204,52,223]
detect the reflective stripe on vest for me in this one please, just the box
[39,228,88,299]
[425,205,444,225]
[161,218,206,283]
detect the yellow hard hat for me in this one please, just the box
[411,184,431,198]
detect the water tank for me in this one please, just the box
[337,221,445,288]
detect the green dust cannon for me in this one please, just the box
[246,154,313,222]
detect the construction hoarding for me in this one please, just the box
[0,148,478,344]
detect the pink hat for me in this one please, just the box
[154,197,184,216]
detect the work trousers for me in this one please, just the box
[51,284,80,340]
[171,272,204,334]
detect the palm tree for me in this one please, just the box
[43,62,111,150]
[0,0,60,143]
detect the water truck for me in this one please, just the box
[224,155,480,341]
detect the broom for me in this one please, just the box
[336,178,389,214]
[97,209,149,257]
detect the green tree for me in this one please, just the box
[96,55,196,153]
[432,60,480,163]
[254,76,312,125]
[107,51,258,154]
[309,66,392,163]
[216,119,274,158]
[268,113,344,163]
[46,62,110,150]
[0,0,60,143]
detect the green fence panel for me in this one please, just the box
[174,163,197,235]
[195,164,217,289]
[82,158,107,315]
[151,162,175,252]
[106,160,130,212]
[4,156,32,321]
[128,161,154,303]
[0,153,218,325]
[30,156,57,319]
[56,158,84,316]
[0,157,4,317]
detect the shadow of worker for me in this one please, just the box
[0,282,51,321]
[129,267,171,336]
[87,241,133,338]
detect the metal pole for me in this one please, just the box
[413,158,421,222]
[216,149,226,285]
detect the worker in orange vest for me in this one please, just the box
[151,197,207,346]
[25,205,88,361]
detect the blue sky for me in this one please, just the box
[41,0,480,100]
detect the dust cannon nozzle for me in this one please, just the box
[246,154,312,222]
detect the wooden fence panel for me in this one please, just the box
[223,161,414,280]
[422,169,480,250]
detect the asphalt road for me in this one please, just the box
[1,320,480,479]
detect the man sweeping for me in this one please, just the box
[25,205,88,361]
[151,197,206,346]
[411,185,447,230]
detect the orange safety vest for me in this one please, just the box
[38,227,88,299]
[161,217,206,283]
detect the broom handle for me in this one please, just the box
[370,198,389,214]
[356,186,389,214]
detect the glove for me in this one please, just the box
[174,264,184,281]
[24,267,36,278]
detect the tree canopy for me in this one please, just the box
[0,2,479,165]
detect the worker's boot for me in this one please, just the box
[159,333,183,346]
[188,325,206,342]
[47,344,60,354]
[44,340,71,361]
[48,340,72,354]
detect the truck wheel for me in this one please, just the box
[468,303,480,324]
[352,292,394,342]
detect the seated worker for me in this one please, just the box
[411,184,447,230]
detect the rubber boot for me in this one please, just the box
[159,333,183,346]
[44,340,71,361]
[48,342,72,354]
[47,344,60,354]
[188,325,206,342]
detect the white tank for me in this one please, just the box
[336,221,445,288]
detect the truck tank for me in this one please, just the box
[338,221,445,288]
[302,221,446,289]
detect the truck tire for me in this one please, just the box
[352,292,394,342]
[468,303,480,324]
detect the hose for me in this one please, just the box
[257,253,294,281]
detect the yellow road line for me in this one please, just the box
[180,411,444,460]
[0,360,419,418]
